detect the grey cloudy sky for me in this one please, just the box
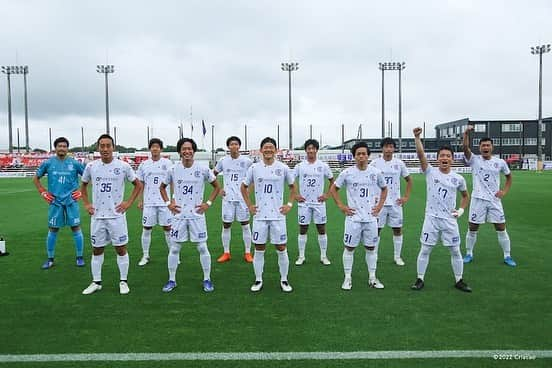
[0,0,551,151]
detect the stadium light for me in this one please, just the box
[96,64,115,134]
[1,66,14,153]
[530,44,551,170]
[378,61,406,151]
[281,61,299,150]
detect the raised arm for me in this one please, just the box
[413,127,428,172]
[463,125,474,161]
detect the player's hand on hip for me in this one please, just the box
[116,201,130,213]
[495,190,505,199]
[220,190,226,198]
[248,205,258,215]
[296,195,306,203]
[137,201,143,210]
[317,194,328,202]
[396,197,408,206]
[40,190,55,204]
[71,190,82,201]
[84,203,95,215]
[195,203,209,214]
[340,205,355,216]
[371,206,382,217]
[168,203,181,214]
[451,208,464,218]
[279,204,292,215]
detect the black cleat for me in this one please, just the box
[454,279,472,293]
[411,278,424,290]
[0,251,9,256]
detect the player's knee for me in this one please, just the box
[316,224,326,234]
[70,226,81,232]
[299,225,309,235]
[365,246,375,251]
[169,244,181,255]
[392,227,402,236]
[197,242,209,255]
[114,245,127,256]
[344,246,355,252]
[143,226,153,230]
[449,246,462,258]
[240,221,250,226]
[254,244,266,251]
[494,223,506,231]
[93,247,105,256]
[162,226,171,231]
[49,227,59,233]
[275,244,287,252]
[468,223,479,232]
[222,223,232,229]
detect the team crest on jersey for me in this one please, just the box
[275,169,282,176]
[370,174,376,182]
[434,179,439,184]
[162,165,167,171]
[258,178,263,182]
[494,163,498,168]
[194,170,201,177]
[451,178,458,185]
[114,168,121,175]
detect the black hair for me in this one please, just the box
[303,139,320,151]
[260,137,277,149]
[97,134,115,147]
[437,145,454,156]
[177,137,197,153]
[53,137,69,148]
[351,141,370,156]
[148,138,163,149]
[380,137,396,148]
[479,137,493,145]
[226,136,242,147]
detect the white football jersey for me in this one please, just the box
[423,165,467,219]
[164,161,216,219]
[82,159,137,219]
[369,157,409,206]
[465,154,510,202]
[136,157,173,207]
[215,155,252,202]
[294,159,333,206]
[334,165,386,222]
[243,160,294,220]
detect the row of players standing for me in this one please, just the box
[33,126,515,295]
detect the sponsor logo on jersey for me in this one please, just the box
[258,178,263,182]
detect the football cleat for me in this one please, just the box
[411,278,424,290]
[454,279,472,293]
[82,282,102,295]
[463,254,473,264]
[217,252,231,263]
[244,252,253,263]
[119,281,130,295]
[341,277,352,291]
[202,279,214,293]
[250,280,263,292]
[320,256,331,266]
[76,257,85,267]
[394,257,405,266]
[280,280,293,293]
[295,256,306,266]
[504,256,517,267]
[138,256,150,267]
[162,280,177,293]
[41,259,54,270]
[369,278,385,289]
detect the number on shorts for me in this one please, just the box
[142,216,147,225]
[91,235,96,245]
[170,229,179,238]
[471,213,476,221]
[344,233,352,243]
[299,215,306,223]
[423,232,429,242]
[253,232,259,241]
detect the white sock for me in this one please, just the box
[91,253,104,282]
[449,246,463,282]
[277,249,289,282]
[168,243,181,281]
[242,224,252,253]
[497,230,511,258]
[164,230,172,251]
[342,248,354,278]
[221,227,231,253]
[416,244,433,280]
[196,242,211,280]
[253,249,265,281]
[365,247,378,280]
[393,235,403,259]
[466,230,477,255]
[117,253,129,281]
[141,229,152,257]
[318,234,328,258]
[298,234,307,258]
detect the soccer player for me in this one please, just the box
[410,127,472,292]
[240,137,296,292]
[330,142,388,291]
[81,134,142,295]
[213,136,253,263]
[33,137,85,269]
[136,138,174,266]
[462,126,515,266]
[160,138,220,293]
[369,137,412,266]
[294,139,334,266]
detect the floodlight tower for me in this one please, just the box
[281,61,299,150]
[96,64,115,135]
[531,44,551,170]
[378,62,406,152]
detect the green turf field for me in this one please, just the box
[0,171,551,367]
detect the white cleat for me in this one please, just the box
[82,282,102,295]
[250,280,263,292]
[280,280,293,293]
[138,256,150,267]
[295,256,305,266]
[394,257,405,266]
[341,277,352,291]
[119,281,130,295]
[369,278,385,289]
[320,256,331,266]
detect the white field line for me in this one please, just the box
[0,350,550,362]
